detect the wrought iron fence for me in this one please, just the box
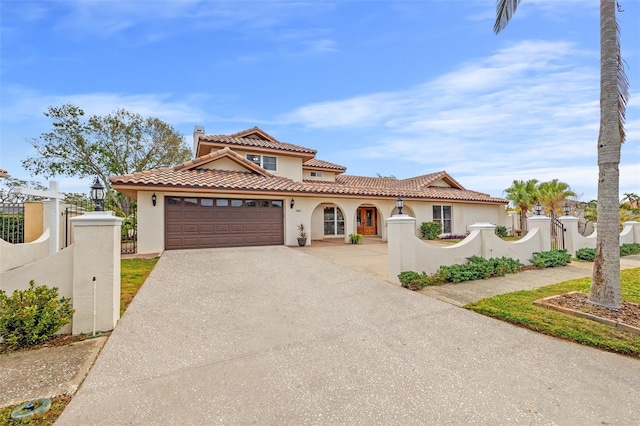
[64,200,137,254]
[0,203,25,243]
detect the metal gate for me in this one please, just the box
[0,203,25,243]
[551,218,566,251]
[64,200,137,254]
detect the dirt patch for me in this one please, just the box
[0,332,110,355]
[536,292,640,331]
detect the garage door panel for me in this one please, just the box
[166,197,284,250]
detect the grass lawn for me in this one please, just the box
[0,257,159,424]
[466,268,640,357]
[120,257,160,315]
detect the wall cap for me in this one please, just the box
[70,211,124,227]
[468,222,497,230]
[385,214,416,224]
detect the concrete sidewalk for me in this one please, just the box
[56,246,640,425]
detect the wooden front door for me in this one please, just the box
[356,207,377,235]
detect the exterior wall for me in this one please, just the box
[233,149,303,181]
[302,170,336,182]
[135,189,509,252]
[24,201,43,243]
[403,201,508,235]
[0,229,50,272]
[561,218,639,256]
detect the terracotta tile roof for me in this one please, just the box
[302,159,347,172]
[110,168,507,204]
[198,127,316,156]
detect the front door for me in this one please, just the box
[356,207,377,235]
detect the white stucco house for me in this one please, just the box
[110,127,508,253]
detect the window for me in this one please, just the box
[324,207,345,236]
[310,171,323,178]
[272,200,283,208]
[201,199,214,207]
[231,200,243,207]
[216,199,229,207]
[246,154,277,171]
[433,205,452,234]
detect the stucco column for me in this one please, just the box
[386,214,416,284]
[70,211,123,335]
[467,222,497,258]
[527,215,552,252]
[559,216,580,256]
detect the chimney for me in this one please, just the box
[193,125,205,156]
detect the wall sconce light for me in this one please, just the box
[396,196,404,215]
[563,202,570,216]
[290,198,295,209]
[152,193,157,207]
[90,177,105,212]
[534,202,542,216]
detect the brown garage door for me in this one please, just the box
[165,197,284,250]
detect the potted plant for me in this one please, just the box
[297,223,308,246]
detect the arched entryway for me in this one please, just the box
[310,203,348,240]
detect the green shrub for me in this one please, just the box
[438,256,522,283]
[349,233,363,244]
[0,281,74,350]
[494,225,508,238]
[530,250,571,269]
[576,248,596,261]
[420,222,442,240]
[398,270,446,290]
[620,243,640,256]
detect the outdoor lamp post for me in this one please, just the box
[90,177,105,212]
[534,202,542,216]
[396,196,404,215]
[563,202,570,216]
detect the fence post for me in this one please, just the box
[527,215,552,252]
[559,215,580,256]
[386,214,417,283]
[467,222,497,258]
[70,211,123,335]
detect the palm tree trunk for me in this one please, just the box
[589,0,621,309]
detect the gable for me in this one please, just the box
[427,179,452,188]
[197,157,252,173]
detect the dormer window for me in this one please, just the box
[310,171,323,178]
[246,154,277,171]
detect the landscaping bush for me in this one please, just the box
[437,234,469,240]
[0,281,73,350]
[349,233,363,244]
[620,243,640,256]
[577,244,640,261]
[420,221,442,240]
[530,250,571,269]
[576,248,596,261]
[398,270,446,290]
[438,256,522,283]
[494,225,508,238]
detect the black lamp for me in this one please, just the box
[563,202,570,216]
[152,193,157,207]
[534,202,542,216]
[396,196,404,215]
[290,198,295,209]
[90,177,105,212]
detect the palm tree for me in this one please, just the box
[537,179,576,222]
[495,0,628,310]
[503,179,539,234]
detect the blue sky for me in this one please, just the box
[1,0,639,201]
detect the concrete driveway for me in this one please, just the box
[57,246,640,425]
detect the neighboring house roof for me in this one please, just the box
[302,159,347,172]
[110,168,507,204]
[197,126,317,158]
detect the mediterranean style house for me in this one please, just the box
[110,127,508,253]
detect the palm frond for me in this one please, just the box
[615,5,629,142]
[494,0,522,34]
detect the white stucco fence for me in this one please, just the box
[560,218,640,255]
[386,215,551,283]
[0,212,123,335]
[387,215,640,284]
[0,229,50,272]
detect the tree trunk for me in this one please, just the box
[520,210,527,234]
[589,0,621,310]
